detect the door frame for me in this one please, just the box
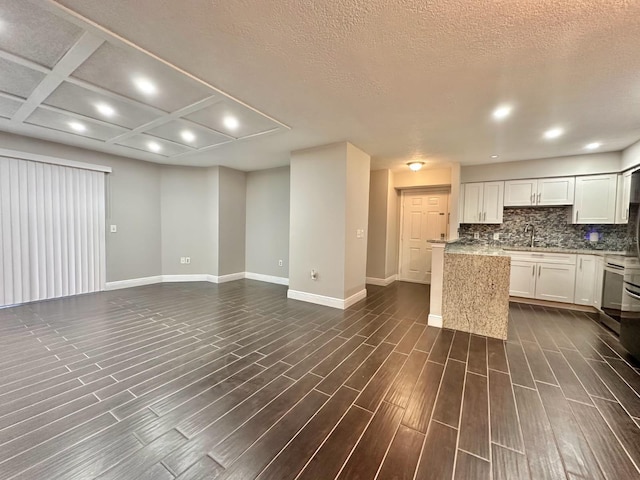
[398,187,451,284]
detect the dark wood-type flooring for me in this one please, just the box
[1,280,640,479]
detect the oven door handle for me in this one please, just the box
[625,287,640,301]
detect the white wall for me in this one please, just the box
[622,139,640,171]
[345,143,371,297]
[218,167,247,276]
[393,167,451,189]
[245,167,290,278]
[366,170,389,280]
[160,166,214,275]
[0,131,162,283]
[290,143,347,299]
[461,152,622,183]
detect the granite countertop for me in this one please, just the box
[444,242,627,257]
[444,243,510,257]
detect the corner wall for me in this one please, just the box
[245,167,290,280]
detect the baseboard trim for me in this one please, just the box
[428,314,443,327]
[344,289,368,308]
[287,288,367,310]
[105,276,162,290]
[245,272,289,286]
[509,296,598,313]
[105,271,291,291]
[366,275,397,286]
[215,272,247,284]
[161,274,212,283]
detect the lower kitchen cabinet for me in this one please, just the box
[574,254,597,306]
[508,252,576,304]
[536,263,577,303]
[509,261,536,298]
[509,252,604,308]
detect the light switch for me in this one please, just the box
[356,229,364,239]
[110,225,117,233]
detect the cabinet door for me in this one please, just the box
[535,263,576,303]
[573,174,617,224]
[504,180,537,207]
[482,181,504,224]
[574,255,596,306]
[537,177,575,206]
[593,256,604,310]
[462,183,483,224]
[615,171,632,224]
[509,261,536,298]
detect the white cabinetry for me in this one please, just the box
[504,177,574,207]
[509,261,536,298]
[508,252,576,304]
[574,255,597,306]
[615,170,632,224]
[504,180,537,207]
[462,182,504,224]
[572,174,617,224]
[594,256,604,310]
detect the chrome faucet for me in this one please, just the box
[524,224,535,248]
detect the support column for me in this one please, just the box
[288,142,371,309]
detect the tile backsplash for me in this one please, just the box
[458,206,630,251]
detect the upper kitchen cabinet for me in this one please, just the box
[615,170,632,224]
[504,177,575,207]
[572,174,618,224]
[462,181,504,224]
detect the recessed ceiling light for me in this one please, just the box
[492,105,513,121]
[95,103,115,117]
[133,77,157,95]
[180,130,196,143]
[407,162,424,172]
[147,141,161,153]
[543,127,564,140]
[223,116,239,130]
[584,142,602,150]
[68,121,86,133]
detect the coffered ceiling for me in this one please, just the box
[0,0,288,165]
[2,1,640,170]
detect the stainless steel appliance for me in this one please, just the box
[619,171,640,358]
[601,257,625,333]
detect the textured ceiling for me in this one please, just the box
[8,0,640,170]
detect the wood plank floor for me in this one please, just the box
[1,280,640,479]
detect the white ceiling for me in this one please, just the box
[3,0,640,171]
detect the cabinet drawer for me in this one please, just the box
[507,251,576,265]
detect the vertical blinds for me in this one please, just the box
[0,157,106,307]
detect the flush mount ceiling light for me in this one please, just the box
[95,102,115,117]
[543,127,564,140]
[491,154,499,159]
[407,161,425,172]
[68,121,86,133]
[147,141,161,153]
[223,116,239,130]
[492,104,513,121]
[584,142,602,150]
[180,130,196,143]
[133,77,157,96]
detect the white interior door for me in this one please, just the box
[399,191,449,284]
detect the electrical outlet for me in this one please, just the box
[310,269,318,280]
[110,225,117,233]
[278,259,283,267]
[185,257,191,264]
[180,257,186,264]
[493,233,500,240]
[473,232,480,240]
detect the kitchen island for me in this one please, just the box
[441,244,511,339]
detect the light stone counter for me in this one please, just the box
[441,244,510,340]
